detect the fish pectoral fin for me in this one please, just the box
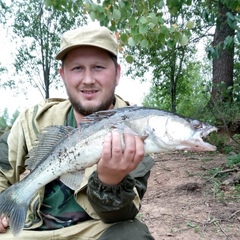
[60,170,84,190]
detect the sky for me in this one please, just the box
[0,24,151,117]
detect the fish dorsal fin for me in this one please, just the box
[78,109,118,128]
[59,170,84,190]
[26,125,75,170]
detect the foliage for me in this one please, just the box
[0,109,8,130]
[44,0,240,60]
[3,0,87,99]
[142,51,212,116]
[0,108,19,130]
[226,154,240,168]
[10,109,20,126]
[0,1,9,24]
[44,0,240,115]
[203,0,240,103]
[2,0,239,125]
[45,0,195,61]
[207,132,233,154]
[0,65,7,76]
[203,153,240,203]
[204,1,240,61]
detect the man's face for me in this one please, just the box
[60,46,120,116]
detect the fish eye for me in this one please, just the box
[192,120,202,129]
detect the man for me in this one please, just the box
[0,25,155,239]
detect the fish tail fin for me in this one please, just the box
[0,185,29,236]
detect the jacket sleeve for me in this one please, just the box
[86,155,154,223]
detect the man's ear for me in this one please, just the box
[115,64,121,86]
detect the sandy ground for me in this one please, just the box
[140,152,240,240]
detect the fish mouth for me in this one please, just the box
[201,126,218,138]
[180,126,218,152]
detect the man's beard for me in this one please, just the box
[69,92,116,116]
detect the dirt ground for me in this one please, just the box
[140,151,240,240]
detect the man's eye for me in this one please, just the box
[73,66,82,71]
[95,66,104,70]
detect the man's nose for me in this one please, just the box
[82,69,95,84]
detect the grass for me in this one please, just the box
[202,153,240,203]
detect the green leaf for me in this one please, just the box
[179,35,188,46]
[148,22,156,29]
[134,34,142,44]
[174,31,181,42]
[113,9,121,20]
[128,37,136,46]
[120,33,128,44]
[131,27,138,36]
[139,16,147,24]
[140,39,148,48]
[158,0,164,8]
[186,21,194,29]
[148,12,158,24]
[224,36,234,49]
[139,25,148,34]
[125,55,134,64]
[91,3,98,11]
[44,0,52,7]
[167,39,175,49]
[89,11,96,21]
[237,32,240,42]
[169,26,177,33]
[120,8,128,19]
[227,17,237,29]
[226,12,235,21]
[119,0,125,8]
[158,15,164,24]
[129,16,136,26]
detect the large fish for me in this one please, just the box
[0,106,217,236]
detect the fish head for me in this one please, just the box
[147,115,217,152]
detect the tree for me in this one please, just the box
[41,1,207,112]
[45,0,193,62]
[143,53,212,117]
[123,3,203,113]
[204,0,240,104]
[44,0,240,112]
[10,109,20,126]
[0,1,9,24]
[0,109,9,130]
[4,0,87,99]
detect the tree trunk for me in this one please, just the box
[211,2,235,103]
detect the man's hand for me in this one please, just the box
[0,216,9,233]
[97,130,144,185]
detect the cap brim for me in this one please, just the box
[55,44,117,60]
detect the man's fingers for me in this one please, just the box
[123,133,136,160]
[0,216,9,233]
[2,217,9,227]
[111,130,123,157]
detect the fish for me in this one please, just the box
[0,106,217,236]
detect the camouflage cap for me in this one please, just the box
[55,25,118,60]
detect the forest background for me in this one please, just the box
[1,1,240,238]
[0,0,240,145]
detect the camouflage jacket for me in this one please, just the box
[0,96,154,230]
